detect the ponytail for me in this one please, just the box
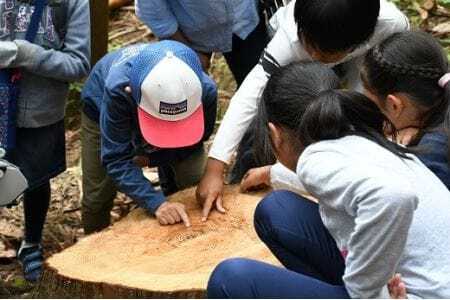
[299,90,412,158]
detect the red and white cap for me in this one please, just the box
[137,50,204,149]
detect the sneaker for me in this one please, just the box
[17,243,43,283]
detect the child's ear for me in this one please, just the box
[386,94,405,118]
[268,122,282,153]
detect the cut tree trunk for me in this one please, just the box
[34,186,279,298]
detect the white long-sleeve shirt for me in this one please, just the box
[209,0,410,164]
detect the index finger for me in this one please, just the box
[175,206,191,227]
[202,194,215,222]
[215,195,226,214]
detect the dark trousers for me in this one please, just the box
[5,121,66,244]
[207,191,349,299]
[223,11,269,86]
[23,181,51,244]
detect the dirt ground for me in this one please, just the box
[0,6,236,298]
[1,1,449,298]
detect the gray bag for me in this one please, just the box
[0,148,28,207]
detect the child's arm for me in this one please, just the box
[270,162,308,195]
[100,86,166,215]
[209,26,298,165]
[2,0,90,82]
[298,147,417,298]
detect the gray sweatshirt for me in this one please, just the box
[0,0,91,128]
[295,135,450,298]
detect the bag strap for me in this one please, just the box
[50,0,68,40]
[25,0,48,43]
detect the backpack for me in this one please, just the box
[49,0,68,40]
[0,0,48,151]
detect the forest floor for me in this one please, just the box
[1,1,449,298]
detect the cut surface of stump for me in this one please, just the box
[36,186,279,298]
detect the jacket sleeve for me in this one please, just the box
[135,0,178,38]
[5,0,91,82]
[201,73,218,140]
[298,149,418,298]
[100,87,166,215]
[208,23,300,164]
[270,162,308,195]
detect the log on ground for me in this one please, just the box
[34,186,280,298]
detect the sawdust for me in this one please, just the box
[46,186,279,293]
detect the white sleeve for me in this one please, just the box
[270,162,308,195]
[209,64,268,164]
[209,23,301,164]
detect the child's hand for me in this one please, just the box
[240,166,272,193]
[388,273,407,299]
[155,202,191,227]
[196,158,226,222]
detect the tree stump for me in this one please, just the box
[34,186,279,298]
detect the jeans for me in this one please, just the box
[207,190,349,298]
[223,7,269,86]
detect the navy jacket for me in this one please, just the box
[417,131,450,190]
[81,44,217,213]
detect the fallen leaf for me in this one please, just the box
[433,21,450,34]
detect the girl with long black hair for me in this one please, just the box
[362,30,450,189]
[207,62,450,298]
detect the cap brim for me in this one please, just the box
[138,105,204,149]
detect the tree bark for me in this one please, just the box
[33,186,279,298]
[109,0,134,10]
[90,0,109,66]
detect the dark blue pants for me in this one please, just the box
[207,191,349,298]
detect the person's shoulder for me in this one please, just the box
[376,0,410,31]
[276,1,299,43]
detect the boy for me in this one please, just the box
[0,0,90,282]
[81,41,217,234]
[197,0,410,219]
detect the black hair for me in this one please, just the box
[363,31,450,159]
[295,0,380,53]
[255,62,340,163]
[299,90,411,158]
[256,63,412,162]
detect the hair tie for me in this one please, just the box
[438,73,450,88]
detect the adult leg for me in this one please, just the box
[81,113,117,234]
[223,8,269,86]
[254,190,345,284]
[208,258,349,299]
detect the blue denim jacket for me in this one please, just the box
[82,43,218,213]
[135,0,260,53]
[417,131,450,190]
